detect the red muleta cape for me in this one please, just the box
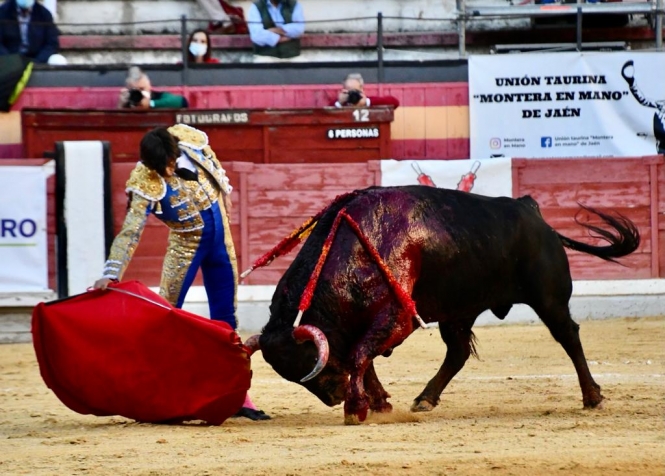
[31,281,251,425]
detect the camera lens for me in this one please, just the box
[347,90,362,105]
[128,89,144,105]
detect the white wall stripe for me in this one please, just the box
[63,141,106,296]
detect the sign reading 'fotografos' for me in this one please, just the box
[468,52,665,159]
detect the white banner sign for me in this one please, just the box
[0,166,49,291]
[469,51,665,159]
[381,158,513,198]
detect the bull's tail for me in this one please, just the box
[556,205,640,264]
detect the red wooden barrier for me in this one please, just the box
[513,156,664,279]
[115,161,379,286]
[4,156,662,292]
[21,108,394,164]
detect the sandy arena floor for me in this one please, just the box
[0,317,663,475]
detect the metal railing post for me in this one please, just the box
[576,6,583,51]
[377,12,384,84]
[457,0,466,58]
[657,0,663,50]
[180,15,189,86]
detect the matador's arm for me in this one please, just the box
[101,194,152,281]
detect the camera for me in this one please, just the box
[346,89,363,105]
[127,89,146,107]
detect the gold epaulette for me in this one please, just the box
[168,124,208,151]
[125,162,166,201]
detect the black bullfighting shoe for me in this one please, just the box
[233,407,271,421]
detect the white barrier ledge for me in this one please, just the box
[0,291,57,308]
[573,279,665,296]
[0,280,661,309]
[178,279,665,305]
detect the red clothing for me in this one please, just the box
[330,95,400,109]
[366,95,400,108]
[186,57,220,64]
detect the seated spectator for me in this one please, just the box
[247,0,304,59]
[187,29,219,64]
[198,0,247,34]
[331,73,400,109]
[118,66,189,110]
[0,0,67,65]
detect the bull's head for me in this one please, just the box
[246,324,347,406]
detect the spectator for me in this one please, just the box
[331,73,400,109]
[247,0,304,59]
[0,0,67,65]
[118,66,188,109]
[187,29,219,64]
[199,0,247,34]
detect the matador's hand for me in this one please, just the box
[93,278,114,290]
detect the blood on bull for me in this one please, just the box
[243,186,640,425]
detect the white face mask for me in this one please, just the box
[17,0,35,9]
[189,42,208,58]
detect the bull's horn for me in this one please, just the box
[293,324,329,383]
[244,334,261,356]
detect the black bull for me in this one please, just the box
[246,186,640,425]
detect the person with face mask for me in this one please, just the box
[187,29,219,65]
[0,0,66,65]
[93,124,271,421]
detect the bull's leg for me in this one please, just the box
[412,321,475,412]
[364,362,392,413]
[535,303,603,408]
[344,309,413,425]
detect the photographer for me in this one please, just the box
[118,66,188,109]
[331,73,399,109]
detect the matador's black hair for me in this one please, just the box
[140,127,179,177]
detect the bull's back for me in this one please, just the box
[272,186,570,328]
[356,187,571,318]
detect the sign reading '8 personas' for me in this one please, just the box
[468,51,665,159]
[0,166,48,291]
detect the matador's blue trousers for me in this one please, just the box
[172,201,236,329]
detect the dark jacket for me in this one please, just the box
[252,0,300,59]
[0,0,59,63]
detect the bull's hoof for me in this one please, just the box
[583,396,605,410]
[410,399,435,413]
[344,414,361,425]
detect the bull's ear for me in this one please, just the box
[244,334,261,356]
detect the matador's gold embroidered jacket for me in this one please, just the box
[102,124,236,282]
